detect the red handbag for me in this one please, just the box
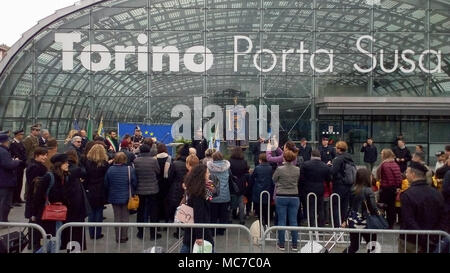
[42,202,67,221]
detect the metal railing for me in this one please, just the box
[261,226,450,253]
[0,222,49,253]
[54,222,253,253]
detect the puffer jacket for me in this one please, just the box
[377,160,402,189]
[331,152,355,186]
[207,160,231,203]
[104,164,137,205]
[134,153,160,195]
[167,156,188,207]
[251,162,274,204]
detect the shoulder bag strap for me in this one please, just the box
[128,166,132,198]
[45,172,55,204]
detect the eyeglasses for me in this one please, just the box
[75,141,82,143]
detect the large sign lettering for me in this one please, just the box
[56,33,442,74]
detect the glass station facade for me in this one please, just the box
[0,0,449,166]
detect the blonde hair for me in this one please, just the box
[336,141,348,152]
[186,154,200,169]
[87,144,109,167]
[65,129,79,144]
[381,149,395,161]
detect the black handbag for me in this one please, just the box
[0,228,29,253]
[364,200,388,229]
[228,170,240,195]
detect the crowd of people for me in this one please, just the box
[0,124,449,253]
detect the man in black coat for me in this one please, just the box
[318,136,335,165]
[9,129,27,206]
[393,139,412,173]
[299,150,331,227]
[400,162,445,253]
[360,137,378,171]
[0,134,21,222]
[330,141,355,227]
[298,138,312,163]
[435,145,450,179]
[192,129,208,160]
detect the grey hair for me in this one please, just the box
[72,136,82,144]
[41,129,49,134]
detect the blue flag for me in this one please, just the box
[118,123,174,145]
[73,119,80,131]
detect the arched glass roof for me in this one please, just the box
[0,0,449,139]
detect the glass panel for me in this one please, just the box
[430,120,450,143]
[401,121,428,143]
[372,120,400,143]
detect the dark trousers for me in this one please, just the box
[379,187,397,228]
[307,193,324,227]
[137,194,159,234]
[0,188,14,222]
[28,219,42,252]
[14,167,25,203]
[331,184,351,227]
[88,207,103,238]
[210,202,229,235]
[345,232,378,253]
[298,191,307,224]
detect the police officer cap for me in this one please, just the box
[135,126,141,131]
[50,153,69,164]
[13,129,24,135]
[0,134,9,143]
[0,130,10,135]
[435,151,445,157]
[408,161,428,174]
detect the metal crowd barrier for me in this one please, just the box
[54,223,253,253]
[0,222,49,253]
[261,226,450,253]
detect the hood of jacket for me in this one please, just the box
[207,160,230,173]
[340,152,354,163]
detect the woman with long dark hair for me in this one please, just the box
[180,164,214,253]
[342,168,378,253]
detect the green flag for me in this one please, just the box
[87,116,93,141]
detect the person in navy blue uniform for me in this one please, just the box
[318,136,336,165]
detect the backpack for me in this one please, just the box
[342,159,357,185]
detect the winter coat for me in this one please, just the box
[84,160,109,208]
[400,180,445,249]
[182,195,214,248]
[273,163,300,196]
[66,162,89,220]
[207,160,231,203]
[229,158,249,196]
[331,152,355,186]
[318,145,336,164]
[9,139,27,167]
[266,147,298,166]
[192,139,208,160]
[0,145,20,188]
[377,160,402,189]
[104,164,137,205]
[436,164,450,179]
[443,171,450,233]
[251,162,274,204]
[299,144,312,162]
[360,144,377,163]
[22,135,39,161]
[167,156,188,207]
[299,158,332,196]
[134,153,160,195]
[24,159,47,219]
[346,186,378,229]
[393,146,412,173]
